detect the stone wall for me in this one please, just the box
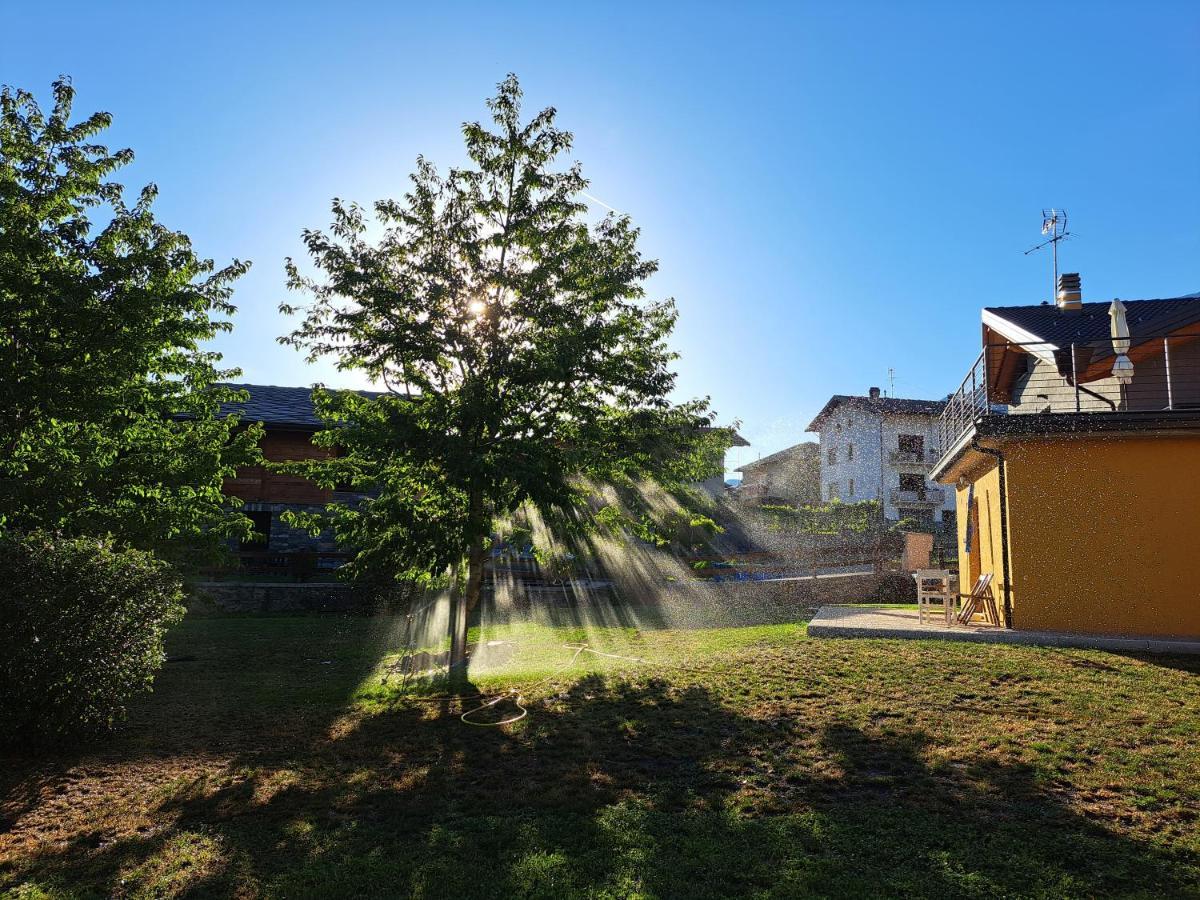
[712,572,886,605]
[190,581,364,614]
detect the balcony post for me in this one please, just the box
[1164,337,1174,411]
[981,349,989,415]
[971,358,979,419]
[1071,343,1080,413]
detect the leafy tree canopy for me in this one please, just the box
[280,75,730,634]
[0,79,261,558]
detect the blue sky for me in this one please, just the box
[7,1,1198,471]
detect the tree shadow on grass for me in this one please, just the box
[1114,651,1200,676]
[9,665,1198,899]
[0,614,396,867]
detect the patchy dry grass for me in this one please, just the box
[2,614,1198,898]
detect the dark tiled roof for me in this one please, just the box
[736,441,817,473]
[806,395,945,432]
[984,295,1200,349]
[218,384,383,429]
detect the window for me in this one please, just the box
[849,478,855,497]
[828,447,837,465]
[898,434,925,454]
[240,510,272,550]
[899,473,925,497]
[847,443,854,461]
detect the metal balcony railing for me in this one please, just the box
[938,349,990,458]
[888,448,941,467]
[890,487,945,506]
[936,331,1200,470]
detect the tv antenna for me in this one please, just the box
[888,367,896,397]
[1023,209,1070,302]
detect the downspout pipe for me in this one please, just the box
[1077,383,1117,411]
[970,438,1014,629]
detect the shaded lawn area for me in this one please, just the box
[2,615,1199,899]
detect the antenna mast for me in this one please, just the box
[1023,208,1070,301]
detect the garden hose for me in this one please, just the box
[459,643,649,727]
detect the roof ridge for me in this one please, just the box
[218,382,342,389]
[832,393,945,403]
[985,295,1196,312]
[806,393,946,433]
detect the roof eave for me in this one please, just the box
[806,398,844,433]
[981,309,1058,363]
[932,411,1200,482]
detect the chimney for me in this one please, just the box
[868,386,881,400]
[1056,272,1082,311]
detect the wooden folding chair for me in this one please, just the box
[956,573,999,626]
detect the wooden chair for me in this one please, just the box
[956,573,1000,626]
[912,569,954,626]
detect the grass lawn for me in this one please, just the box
[2,613,1199,899]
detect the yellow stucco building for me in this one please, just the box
[931,278,1200,640]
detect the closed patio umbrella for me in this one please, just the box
[1109,299,1134,385]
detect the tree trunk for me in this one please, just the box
[465,532,487,612]
[449,489,488,671]
[449,581,469,672]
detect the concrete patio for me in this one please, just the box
[807,605,1200,655]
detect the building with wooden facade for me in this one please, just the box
[218,384,377,572]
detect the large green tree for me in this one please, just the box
[0,80,261,559]
[281,75,726,665]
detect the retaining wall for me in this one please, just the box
[189,581,369,614]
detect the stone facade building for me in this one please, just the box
[807,388,955,525]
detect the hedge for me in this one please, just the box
[0,532,185,743]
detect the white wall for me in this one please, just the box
[814,408,955,522]
[693,447,733,499]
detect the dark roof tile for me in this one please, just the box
[984,295,1200,349]
[806,395,945,432]
[736,441,817,472]
[218,384,383,429]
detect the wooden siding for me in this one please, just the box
[1005,337,1200,415]
[223,429,333,504]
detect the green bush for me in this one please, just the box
[0,532,185,743]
